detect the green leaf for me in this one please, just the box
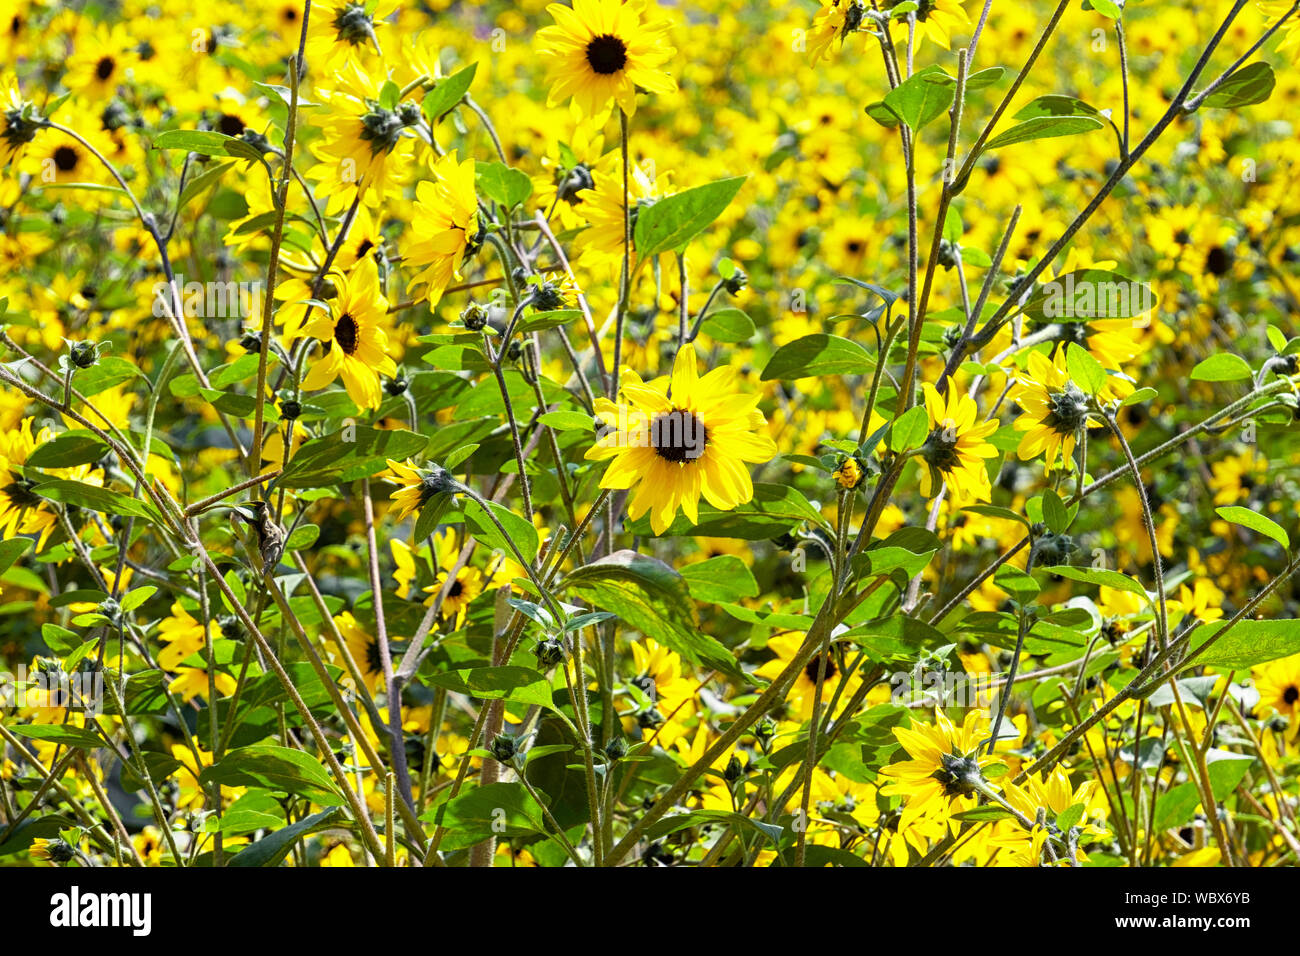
[986,115,1104,150]
[697,307,756,343]
[881,65,955,131]
[1203,62,1275,109]
[679,555,760,604]
[1042,565,1148,598]
[228,808,342,867]
[10,724,104,748]
[32,480,159,521]
[200,744,345,806]
[1066,342,1108,395]
[561,550,735,674]
[516,309,582,334]
[643,809,783,847]
[1215,506,1289,549]
[464,498,539,565]
[760,333,873,380]
[0,537,33,575]
[428,782,547,848]
[621,482,828,538]
[1019,269,1158,322]
[994,565,1040,602]
[284,523,321,551]
[1041,488,1069,534]
[1189,619,1300,669]
[888,406,929,453]
[152,129,263,162]
[428,665,555,710]
[275,426,428,488]
[67,357,143,396]
[634,177,746,259]
[27,432,110,469]
[1189,353,1252,382]
[421,62,478,121]
[476,161,533,209]
[1122,386,1158,406]
[1087,0,1123,18]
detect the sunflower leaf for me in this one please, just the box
[634,176,746,258]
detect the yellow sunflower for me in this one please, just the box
[335,610,384,694]
[1254,655,1300,739]
[0,418,59,546]
[886,0,970,49]
[404,150,479,307]
[754,631,861,723]
[1,76,39,168]
[878,709,1000,832]
[917,380,999,502]
[537,0,678,118]
[585,345,777,535]
[300,257,397,411]
[1010,350,1095,469]
[306,59,416,212]
[305,0,399,73]
[384,457,452,522]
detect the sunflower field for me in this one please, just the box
[1,0,1300,872]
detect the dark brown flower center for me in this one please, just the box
[650,410,708,464]
[53,145,79,172]
[1284,685,1299,706]
[804,653,837,685]
[218,113,245,136]
[335,313,359,355]
[95,56,116,81]
[585,34,628,75]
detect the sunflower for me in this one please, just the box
[29,837,77,865]
[336,610,384,694]
[300,256,397,411]
[0,418,59,547]
[878,709,1000,832]
[754,630,861,723]
[585,345,777,535]
[21,124,117,192]
[404,151,479,306]
[917,380,999,502]
[1259,1,1300,63]
[537,0,678,118]
[157,602,212,671]
[884,0,970,49]
[306,59,416,212]
[305,0,398,73]
[1010,350,1095,469]
[431,528,485,624]
[1,76,39,168]
[575,149,659,265]
[63,24,139,101]
[1254,655,1300,739]
[384,457,453,522]
[808,0,862,63]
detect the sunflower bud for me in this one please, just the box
[461,302,488,331]
[489,733,518,762]
[722,266,748,295]
[833,455,865,490]
[605,737,628,761]
[68,340,99,369]
[534,637,565,667]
